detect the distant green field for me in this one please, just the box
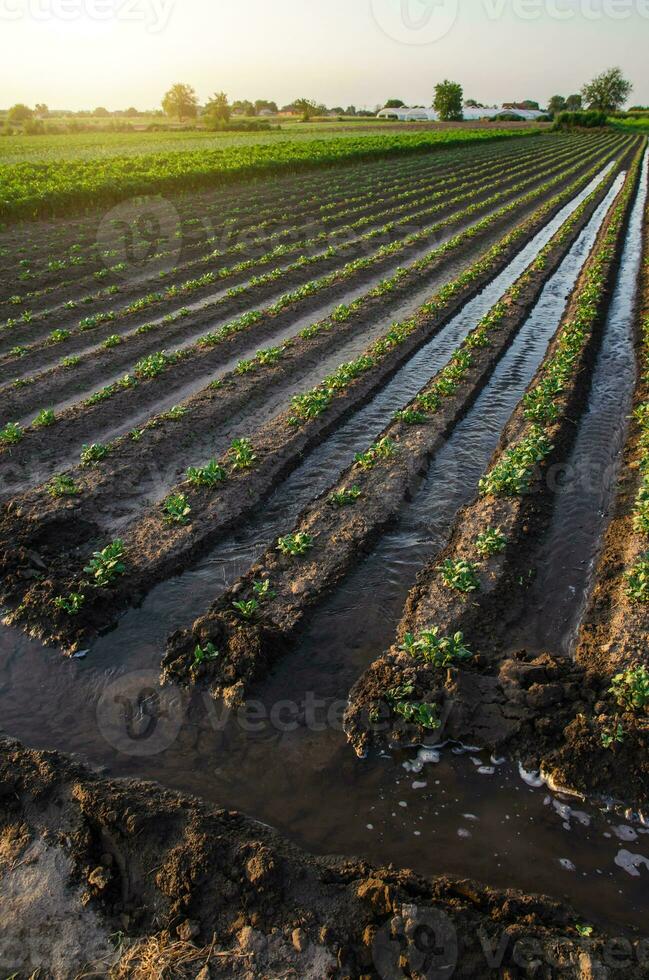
[0,127,538,223]
[0,123,391,164]
[608,117,649,133]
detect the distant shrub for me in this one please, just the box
[554,111,607,129]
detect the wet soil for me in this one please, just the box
[1,735,646,979]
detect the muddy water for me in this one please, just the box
[1,167,648,937]
[511,150,649,655]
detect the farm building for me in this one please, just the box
[376,105,547,121]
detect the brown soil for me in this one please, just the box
[0,735,643,979]
[1,159,621,655]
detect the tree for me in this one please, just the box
[293,98,318,121]
[254,99,278,114]
[433,80,463,121]
[94,106,110,117]
[565,94,582,111]
[232,99,254,115]
[205,91,231,122]
[548,95,566,115]
[7,103,33,125]
[581,67,632,113]
[384,98,405,109]
[162,83,199,122]
[34,103,48,117]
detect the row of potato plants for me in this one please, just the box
[1,129,538,222]
[162,161,623,701]
[2,135,559,318]
[382,144,646,745]
[0,134,597,366]
[0,138,625,453]
[2,144,632,650]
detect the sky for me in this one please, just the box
[1,0,647,111]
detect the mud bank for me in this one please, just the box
[1,735,646,979]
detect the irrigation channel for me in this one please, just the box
[1,153,648,937]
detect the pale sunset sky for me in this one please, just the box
[2,0,647,110]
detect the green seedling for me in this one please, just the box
[437,558,480,593]
[400,628,472,667]
[601,723,625,749]
[61,355,81,368]
[103,334,122,348]
[1,422,24,445]
[163,493,191,524]
[252,579,276,602]
[161,405,187,421]
[277,532,314,556]
[329,485,362,507]
[232,598,260,620]
[394,408,427,424]
[354,437,397,470]
[32,408,55,428]
[626,554,649,603]
[475,527,507,558]
[80,443,109,466]
[83,539,126,587]
[192,641,219,666]
[47,474,80,498]
[479,425,553,497]
[229,437,256,470]
[48,328,71,343]
[54,592,85,616]
[186,460,226,487]
[609,665,649,712]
